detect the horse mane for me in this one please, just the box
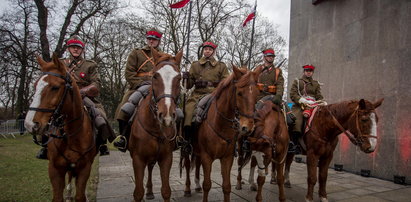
[253,101,281,138]
[212,68,250,99]
[325,100,358,117]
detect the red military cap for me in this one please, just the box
[302,64,315,70]
[202,41,218,49]
[262,48,275,56]
[146,28,163,40]
[66,35,85,49]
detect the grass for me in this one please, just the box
[0,134,99,202]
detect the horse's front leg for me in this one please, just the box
[235,153,244,190]
[158,151,173,202]
[305,152,319,202]
[49,165,67,202]
[254,152,269,202]
[276,162,286,202]
[318,155,333,202]
[195,155,202,192]
[74,163,93,202]
[132,155,147,202]
[201,154,213,202]
[146,162,155,200]
[220,156,234,202]
[249,156,257,191]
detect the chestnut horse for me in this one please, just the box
[128,49,182,202]
[276,99,383,202]
[235,101,289,202]
[24,54,97,202]
[183,67,261,202]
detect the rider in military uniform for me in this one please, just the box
[255,48,285,105]
[36,35,116,159]
[289,64,324,153]
[114,28,164,151]
[183,41,229,138]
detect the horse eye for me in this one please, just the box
[51,86,60,91]
[361,116,369,122]
[237,92,243,97]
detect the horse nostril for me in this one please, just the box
[241,126,248,132]
[33,122,39,131]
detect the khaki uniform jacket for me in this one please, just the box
[289,75,324,134]
[115,46,163,121]
[257,64,284,100]
[184,56,229,126]
[62,56,100,90]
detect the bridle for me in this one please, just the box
[29,71,81,144]
[327,106,376,146]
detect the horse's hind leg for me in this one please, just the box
[249,156,257,191]
[132,156,146,202]
[146,162,155,200]
[183,154,191,197]
[284,153,294,188]
[74,164,93,202]
[49,167,66,202]
[194,156,202,192]
[305,154,319,202]
[276,162,286,202]
[318,156,333,202]
[270,162,277,184]
[158,153,173,202]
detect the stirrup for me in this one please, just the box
[114,136,127,152]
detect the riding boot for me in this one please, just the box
[114,120,129,152]
[180,126,192,156]
[36,147,48,160]
[96,134,110,156]
[288,132,301,154]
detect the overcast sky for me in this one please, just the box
[0,0,290,50]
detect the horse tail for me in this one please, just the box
[65,172,74,201]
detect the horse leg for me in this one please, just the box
[183,155,191,197]
[201,154,213,202]
[194,156,202,192]
[132,156,146,202]
[74,164,93,202]
[49,166,66,202]
[317,156,333,202]
[305,153,319,202]
[254,154,268,202]
[270,162,277,184]
[146,162,155,200]
[276,162,286,202]
[249,156,257,191]
[158,153,173,202]
[220,156,234,202]
[284,153,294,188]
[235,154,244,190]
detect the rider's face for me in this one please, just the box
[147,38,160,48]
[264,55,275,63]
[203,47,214,58]
[68,46,83,57]
[304,69,314,77]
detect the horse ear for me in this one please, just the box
[232,64,242,79]
[51,52,65,71]
[37,55,47,71]
[359,99,366,109]
[253,65,263,80]
[175,50,183,66]
[151,47,160,64]
[373,98,384,109]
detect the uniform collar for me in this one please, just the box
[301,75,313,82]
[199,56,218,67]
[65,56,84,69]
[261,63,274,72]
[142,45,161,51]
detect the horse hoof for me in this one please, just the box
[270,178,277,184]
[320,197,329,202]
[250,185,257,191]
[145,193,155,200]
[184,191,191,197]
[195,187,202,193]
[235,184,242,190]
[285,181,292,188]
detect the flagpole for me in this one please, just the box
[247,1,257,69]
[185,1,192,64]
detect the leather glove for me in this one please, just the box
[80,84,99,98]
[272,94,283,105]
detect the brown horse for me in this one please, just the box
[235,101,289,202]
[277,99,384,202]
[183,66,261,202]
[24,54,97,202]
[128,49,183,202]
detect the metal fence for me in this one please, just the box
[0,119,25,138]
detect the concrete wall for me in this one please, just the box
[289,0,411,183]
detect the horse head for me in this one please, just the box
[150,47,182,128]
[25,53,76,138]
[232,65,262,135]
[349,98,384,153]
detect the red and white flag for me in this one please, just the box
[242,3,256,27]
[169,0,191,9]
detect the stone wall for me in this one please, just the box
[289,0,411,183]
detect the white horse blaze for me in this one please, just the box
[25,75,49,132]
[369,113,377,150]
[157,65,179,124]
